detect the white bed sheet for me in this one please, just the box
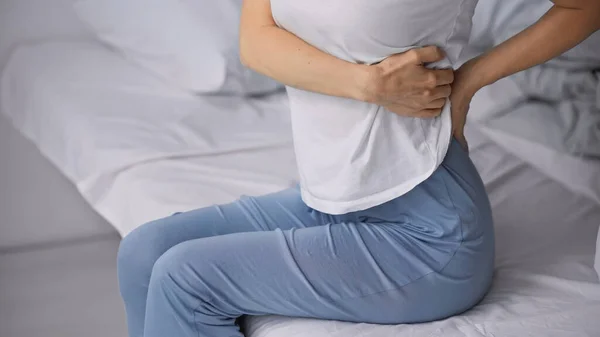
[1,41,298,234]
[1,41,600,337]
[465,75,600,204]
[245,136,600,337]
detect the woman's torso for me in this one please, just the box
[271,0,479,214]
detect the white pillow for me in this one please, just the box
[73,0,281,95]
[0,0,92,70]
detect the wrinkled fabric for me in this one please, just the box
[467,0,600,158]
[117,140,494,337]
[270,0,479,214]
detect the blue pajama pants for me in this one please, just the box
[117,140,495,337]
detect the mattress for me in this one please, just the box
[2,40,600,337]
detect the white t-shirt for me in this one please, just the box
[271,0,479,214]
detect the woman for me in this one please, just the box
[117,1,600,336]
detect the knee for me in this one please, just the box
[149,241,207,299]
[117,220,170,290]
[147,242,240,323]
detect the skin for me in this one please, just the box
[239,0,455,118]
[240,0,600,149]
[451,0,600,148]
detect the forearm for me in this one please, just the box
[465,2,600,92]
[240,0,454,117]
[240,2,372,101]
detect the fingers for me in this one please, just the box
[426,98,447,109]
[422,69,454,89]
[410,46,445,64]
[432,69,454,86]
[428,84,452,100]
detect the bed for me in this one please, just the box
[1,1,599,337]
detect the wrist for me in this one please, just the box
[352,64,381,103]
[460,55,495,94]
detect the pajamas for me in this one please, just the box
[117,140,495,337]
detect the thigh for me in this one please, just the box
[147,220,473,333]
[356,139,493,245]
[122,186,328,257]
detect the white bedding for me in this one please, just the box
[467,0,600,161]
[0,41,297,234]
[0,0,91,70]
[1,40,600,337]
[245,138,600,337]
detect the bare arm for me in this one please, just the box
[461,0,600,93]
[240,0,455,117]
[239,0,371,102]
[451,0,600,148]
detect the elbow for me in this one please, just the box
[239,54,250,68]
[239,38,251,68]
[587,6,600,31]
[585,1,600,30]
[239,33,257,70]
[240,23,276,72]
[584,1,600,30]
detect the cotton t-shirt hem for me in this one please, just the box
[300,126,453,215]
[300,164,440,215]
